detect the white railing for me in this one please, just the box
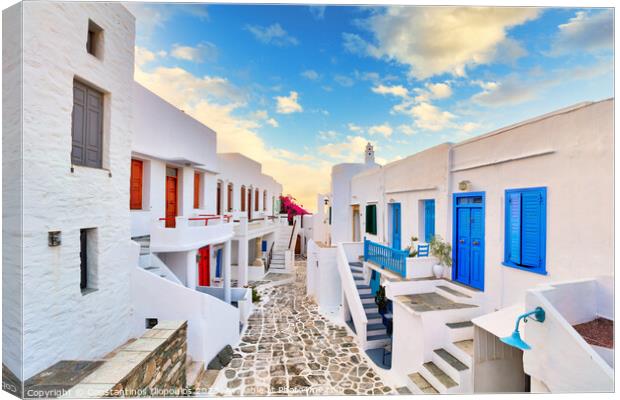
[233,215,281,238]
[150,216,234,252]
[523,277,613,392]
[336,242,368,348]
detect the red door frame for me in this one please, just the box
[198,246,210,286]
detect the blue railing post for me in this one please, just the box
[364,239,408,278]
[363,237,368,261]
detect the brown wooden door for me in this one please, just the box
[165,172,178,228]
[130,159,143,210]
[216,182,222,215]
[248,190,252,220]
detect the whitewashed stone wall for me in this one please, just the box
[18,2,136,380]
[2,2,25,383]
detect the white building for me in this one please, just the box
[2,2,137,381]
[321,99,614,393]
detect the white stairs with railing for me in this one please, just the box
[405,283,481,394]
[349,261,390,347]
[269,223,293,270]
[133,236,182,285]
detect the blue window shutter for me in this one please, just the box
[508,192,522,264]
[521,190,543,268]
[425,200,435,242]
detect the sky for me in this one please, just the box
[125,4,613,212]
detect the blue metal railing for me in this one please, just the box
[364,238,408,278]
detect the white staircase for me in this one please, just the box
[405,283,480,394]
[270,223,293,270]
[349,261,390,348]
[133,236,182,285]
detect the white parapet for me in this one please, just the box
[150,216,234,252]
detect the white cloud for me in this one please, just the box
[347,123,363,132]
[266,118,279,128]
[461,122,480,133]
[409,102,456,131]
[334,75,354,87]
[309,6,326,20]
[397,124,416,136]
[275,91,303,114]
[426,82,452,99]
[371,84,409,98]
[135,46,158,66]
[301,69,320,80]
[252,110,279,128]
[319,136,373,162]
[318,130,338,140]
[246,23,299,47]
[368,123,393,138]
[350,7,539,79]
[550,10,613,55]
[171,42,218,63]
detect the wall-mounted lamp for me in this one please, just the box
[459,180,471,191]
[388,198,395,203]
[48,231,61,247]
[501,307,545,351]
[324,198,329,205]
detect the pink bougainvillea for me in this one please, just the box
[279,195,310,222]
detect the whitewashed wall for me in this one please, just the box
[350,166,383,243]
[2,2,24,381]
[131,83,218,237]
[331,162,378,244]
[450,99,613,311]
[18,2,135,380]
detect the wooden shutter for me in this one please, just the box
[227,184,233,212]
[521,190,545,268]
[72,80,103,168]
[507,192,522,264]
[194,172,201,209]
[255,189,259,211]
[130,159,143,210]
[241,187,246,211]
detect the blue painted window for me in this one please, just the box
[504,187,547,275]
[424,200,435,242]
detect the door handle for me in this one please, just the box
[459,239,465,244]
[473,241,479,245]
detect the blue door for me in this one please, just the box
[424,200,435,242]
[391,203,401,249]
[453,193,485,291]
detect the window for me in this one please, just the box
[216,181,222,215]
[80,228,98,294]
[263,190,267,211]
[328,206,332,225]
[424,200,435,242]
[255,188,259,211]
[241,186,246,211]
[227,183,233,212]
[194,172,201,209]
[72,80,103,168]
[365,204,377,235]
[130,159,143,210]
[504,187,547,275]
[86,19,103,59]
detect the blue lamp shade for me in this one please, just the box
[500,307,545,351]
[501,330,531,351]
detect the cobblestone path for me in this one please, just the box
[215,259,395,396]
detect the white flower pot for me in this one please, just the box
[432,263,444,279]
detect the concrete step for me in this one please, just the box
[365,311,382,324]
[353,275,364,281]
[435,285,478,305]
[432,348,469,384]
[361,297,374,305]
[363,302,376,309]
[420,361,458,394]
[367,323,387,332]
[356,285,371,295]
[359,293,375,300]
[446,321,474,342]
[445,339,474,368]
[407,372,439,394]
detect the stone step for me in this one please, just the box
[407,372,439,394]
[436,285,471,298]
[421,361,458,393]
[432,348,468,384]
[363,302,376,309]
[356,284,371,290]
[353,275,364,281]
[454,340,473,357]
[186,360,205,387]
[367,333,390,342]
[445,339,474,368]
[446,320,474,342]
[359,293,375,300]
[366,312,382,324]
[367,323,386,332]
[349,262,363,268]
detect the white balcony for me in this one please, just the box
[150,215,234,252]
[232,214,286,239]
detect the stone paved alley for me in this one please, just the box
[211,259,395,396]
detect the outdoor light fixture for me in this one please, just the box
[48,231,61,247]
[324,198,329,205]
[501,307,545,351]
[459,180,471,191]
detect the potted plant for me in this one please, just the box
[375,285,389,315]
[408,236,419,257]
[429,235,452,278]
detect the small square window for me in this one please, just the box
[86,20,103,59]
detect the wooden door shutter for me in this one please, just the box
[521,190,545,268]
[72,80,103,168]
[507,192,522,264]
[130,159,143,209]
[194,172,201,209]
